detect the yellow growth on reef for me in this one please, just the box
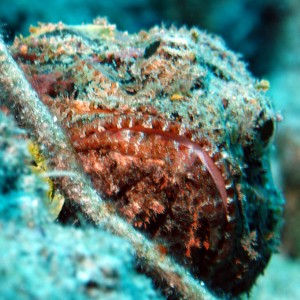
[28,142,64,219]
[170,93,186,101]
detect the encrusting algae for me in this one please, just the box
[0,18,284,299]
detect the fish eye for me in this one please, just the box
[258,118,274,144]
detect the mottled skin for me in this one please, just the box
[11,19,284,297]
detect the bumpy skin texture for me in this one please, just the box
[11,19,284,297]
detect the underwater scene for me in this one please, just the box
[0,1,299,299]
